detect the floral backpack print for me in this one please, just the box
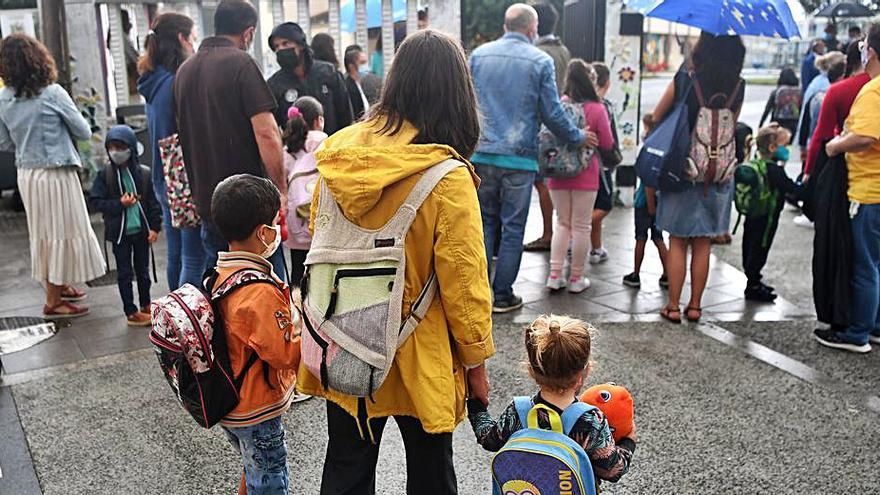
[538,102,595,179]
[149,269,281,428]
[158,133,200,229]
[685,79,743,190]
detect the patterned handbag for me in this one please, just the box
[158,133,200,229]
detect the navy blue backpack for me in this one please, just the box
[635,77,693,191]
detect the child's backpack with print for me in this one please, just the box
[773,85,802,122]
[732,158,779,243]
[491,397,598,495]
[685,79,742,188]
[538,102,594,178]
[149,270,282,428]
[299,159,461,401]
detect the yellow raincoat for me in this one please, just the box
[296,118,495,435]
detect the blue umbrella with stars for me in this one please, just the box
[641,0,801,39]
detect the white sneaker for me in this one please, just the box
[589,249,608,264]
[568,277,591,293]
[546,275,567,291]
[793,214,814,229]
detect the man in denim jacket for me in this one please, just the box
[469,3,596,312]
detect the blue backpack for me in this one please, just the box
[635,78,693,191]
[491,397,598,495]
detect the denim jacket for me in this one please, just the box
[469,32,584,161]
[0,84,92,169]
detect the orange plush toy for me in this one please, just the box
[580,383,634,442]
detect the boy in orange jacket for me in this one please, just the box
[210,174,302,495]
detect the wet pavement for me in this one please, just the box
[1,182,878,494]
[0,77,874,493]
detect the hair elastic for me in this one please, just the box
[287,106,302,120]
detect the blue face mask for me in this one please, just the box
[774,146,790,162]
[358,63,370,77]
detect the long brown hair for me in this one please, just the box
[137,12,195,74]
[690,32,745,102]
[368,29,480,157]
[564,59,600,104]
[525,315,593,393]
[0,34,57,98]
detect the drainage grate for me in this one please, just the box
[86,270,118,288]
[0,316,56,355]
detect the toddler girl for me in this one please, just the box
[282,96,327,285]
[467,315,635,483]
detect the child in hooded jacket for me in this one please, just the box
[89,125,161,326]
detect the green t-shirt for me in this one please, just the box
[120,168,142,235]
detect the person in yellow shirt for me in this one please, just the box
[821,23,880,353]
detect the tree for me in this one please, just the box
[462,0,566,49]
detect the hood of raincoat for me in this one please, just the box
[315,117,479,222]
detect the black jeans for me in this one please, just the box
[320,401,457,495]
[741,211,780,287]
[289,248,308,287]
[113,233,151,315]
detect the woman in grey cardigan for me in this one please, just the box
[0,34,105,319]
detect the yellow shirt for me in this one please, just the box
[844,75,880,204]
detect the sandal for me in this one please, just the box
[660,305,682,324]
[685,306,702,323]
[43,301,90,320]
[523,238,551,252]
[711,233,732,245]
[61,285,87,302]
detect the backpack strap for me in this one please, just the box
[692,77,706,107]
[513,396,533,428]
[394,159,466,344]
[561,401,597,436]
[398,271,438,345]
[400,159,466,215]
[725,79,744,110]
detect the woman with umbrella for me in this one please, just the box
[647,33,746,323]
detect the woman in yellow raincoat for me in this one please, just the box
[296,29,495,494]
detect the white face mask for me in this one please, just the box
[259,224,281,259]
[109,149,131,165]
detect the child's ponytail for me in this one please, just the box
[525,315,594,393]
[282,96,324,154]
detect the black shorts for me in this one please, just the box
[635,206,662,242]
[594,168,614,212]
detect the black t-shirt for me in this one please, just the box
[267,60,354,134]
[173,37,277,219]
[673,70,745,129]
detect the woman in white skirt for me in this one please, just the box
[0,34,105,319]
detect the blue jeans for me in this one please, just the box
[201,219,287,283]
[840,203,880,345]
[112,233,151,316]
[158,197,205,291]
[475,163,535,301]
[222,417,289,495]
